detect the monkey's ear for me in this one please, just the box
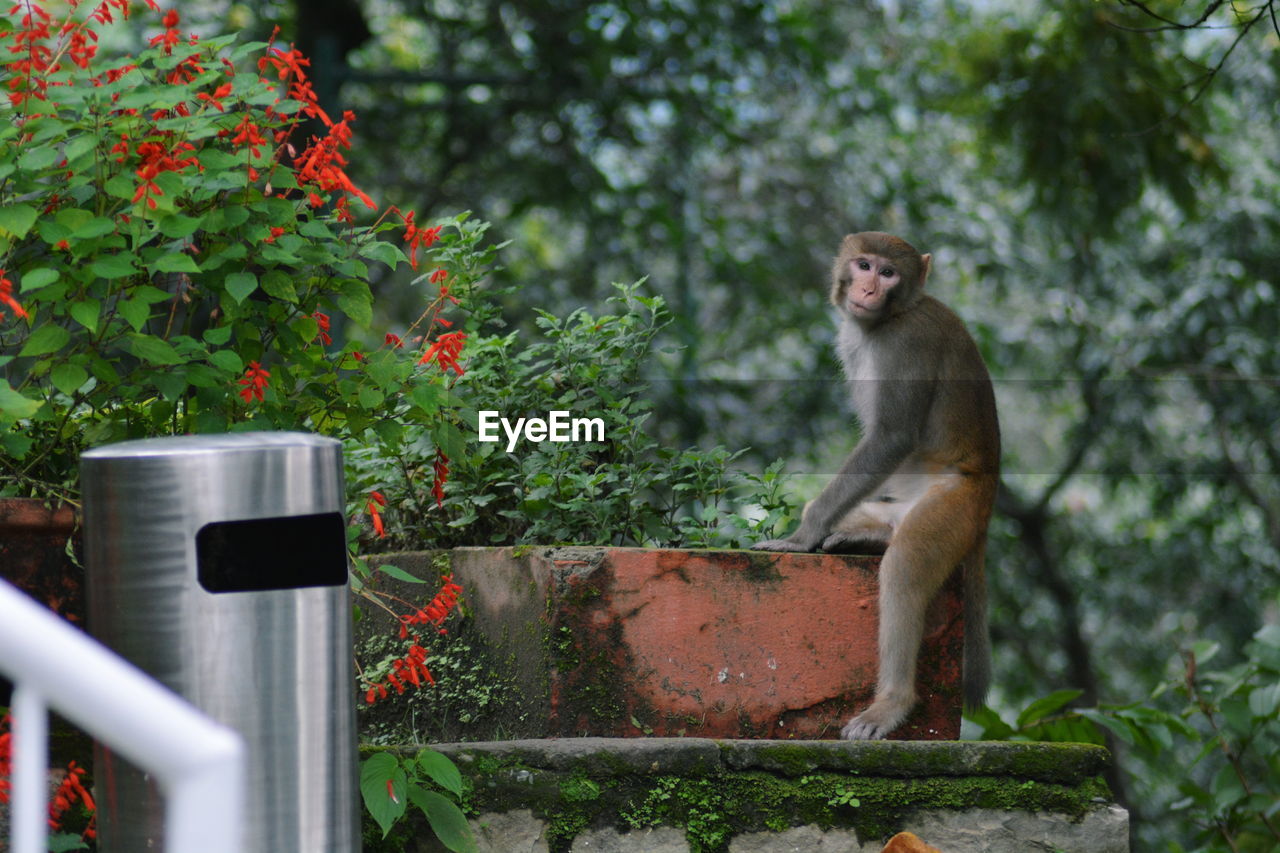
[919,253,932,287]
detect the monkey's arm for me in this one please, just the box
[752,378,931,552]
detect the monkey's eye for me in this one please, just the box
[880,267,896,278]
[856,260,871,271]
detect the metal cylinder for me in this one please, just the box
[82,432,359,853]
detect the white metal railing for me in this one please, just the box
[0,578,245,853]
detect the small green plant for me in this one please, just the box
[360,748,476,852]
[969,605,1280,853]
[827,788,861,808]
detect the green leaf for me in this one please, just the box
[17,145,58,170]
[416,749,464,796]
[18,325,71,357]
[1015,689,1083,729]
[361,240,409,269]
[1076,710,1134,747]
[410,382,443,413]
[45,832,88,852]
[72,216,116,240]
[208,349,243,375]
[337,280,374,326]
[133,285,175,305]
[89,254,139,279]
[436,421,466,460]
[962,705,1014,740]
[1255,624,1280,649]
[1248,683,1280,720]
[105,173,136,200]
[158,214,204,239]
[299,219,335,240]
[0,384,43,421]
[69,299,101,333]
[128,334,184,366]
[358,384,384,408]
[152,253,201,274]
[359,753,407,839]
[292,316,319,343]
[152,369,187,400]
[117,299,150,331]
[0,203,39,239]
[197,149,240,170]
[260,270,298,302]
[63,133,97,163]
[406,788,475,853]
[50,363,88,396]
[225,272,257,304]
[377,564,427,584]
[203,325,233,346]
[18,268,58,293]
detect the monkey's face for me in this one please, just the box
[840,253,902,320]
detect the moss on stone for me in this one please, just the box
[399,740,1115,853]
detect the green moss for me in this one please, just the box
[613,769,1107,850]
[738,551,787,583]
[367,741,1117,853]
[562,773,603,803]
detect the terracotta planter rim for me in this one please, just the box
[0,497,79,533]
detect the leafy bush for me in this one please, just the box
[0,1,485,510]
[346,281,796,553]
[970,602,1280,853]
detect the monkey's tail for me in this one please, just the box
[962,538,991,711]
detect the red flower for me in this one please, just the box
[418,331,467,376]
[384,333,403,349]
[429,268,448,284]
[231,113,266,159]
[47,761,94,831]
[237,361,270,404]
[400,210,443,270]
[431,450,450,508]
[148,9,182,54]
[130,139,198,209]
[312,310,332,345]
[366,490,387,538]
[293,111,375,211]
[197,82,233,111]
[0,272,29,322]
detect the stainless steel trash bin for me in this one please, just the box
[82,432,359,853]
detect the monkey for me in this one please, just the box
[753,231,999,740]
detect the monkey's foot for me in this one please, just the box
[819,532,888,555]
[840,698,913,740]
[751,538,814,553]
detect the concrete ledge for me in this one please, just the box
[362,738,1127,853]
[363,547,964,740]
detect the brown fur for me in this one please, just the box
[754,232,999,738]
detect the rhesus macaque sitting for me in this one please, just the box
[753,232,999,740]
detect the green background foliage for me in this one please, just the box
[8,1,1280,849]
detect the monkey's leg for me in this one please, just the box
[841,481,985,740]
[820,501,894,554]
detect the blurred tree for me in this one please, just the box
[168,2,1280,847]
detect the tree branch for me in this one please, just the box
[1112,0,1230,31]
